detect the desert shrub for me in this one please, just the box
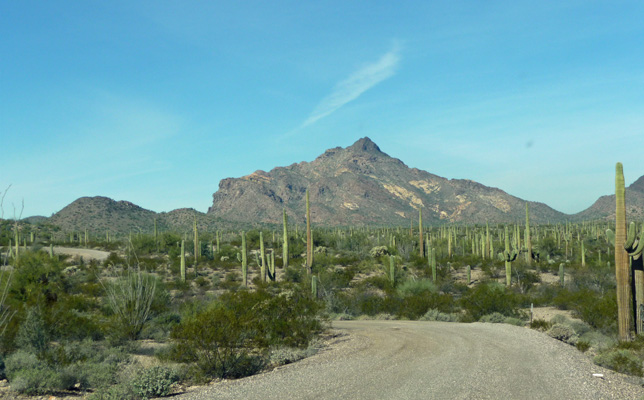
[579,331,616,352]
[139,312,181,341]
[420,308,461,322]
[370,246,389,258]
[569,320,592,336]
[576,340,591,352]
[316,266,355,291]
[5,350,77,395]
[169,286,322,379]
[529,318,551,331]
[503,317,525,326]
[269,339,322,367]
[550,314,570,325]
[15,307,49,356]
[553,288,617,333]
[595,349,643,376]
[131,366,179,398]
[283,266,305,283]
[547,323,576,343]
[397,279,437,297]
[460,282,523,320]
[87,382,137,400]
[396,292,455,320]
[9,366,75,395]
[479,312,506,323]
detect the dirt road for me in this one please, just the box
[51,246,110,261]
[179,320,644,400]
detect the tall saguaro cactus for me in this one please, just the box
[283,208,289,269]
[306,189,313,274]
[260,231,266,282]
[241,231,248,287]
[193,216,199,277]
[500,225,518,287]
[613,162,632,341]
[180,240,186,283]
[525,203,532,265]
[418,207,424,258]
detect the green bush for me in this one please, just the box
[529,318,551,331]
[419,308,461,322]
[460,282,523,320]
[87,382,137,400]
[169,286,322,379]
[15,307,49,356]
[576,340,591,352]
[5,350,78,395]
[397,279,437,297]
[547,323,576,343]
[595,349,643,376]
[479,312,506,323]
[131,366,179,398]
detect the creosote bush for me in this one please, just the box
[169,285,323,379]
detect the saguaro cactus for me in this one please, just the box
[499,225,518,287]
[431,248,437,282]
[283,208,289,269]
[241,231,248,286]
[611,162,632,341]
[418,207,424,258]
[389,255,396,285]
[260,231,266,282]
[525,203,532,265]
[306,189,313,273]
[180,240,186,283]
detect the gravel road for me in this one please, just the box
[178,320,644,400]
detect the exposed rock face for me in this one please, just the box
[207,137,565,225]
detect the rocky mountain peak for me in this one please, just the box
[347,137,384,155]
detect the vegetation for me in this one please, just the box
[2,163,644,396]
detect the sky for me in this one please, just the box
[2,1,644,218]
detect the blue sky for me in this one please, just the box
[2,1,644,218]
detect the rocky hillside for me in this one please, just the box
[48,197,240,234]
[48,196,159,234]
[207,137,565,226]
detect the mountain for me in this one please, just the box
[47,197,248,235]
[571,176,644,221]
[207,137,566,226]
[49,196,159,234]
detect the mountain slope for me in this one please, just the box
[571,177,644,221]
[207,137,565,226]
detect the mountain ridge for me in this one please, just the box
[31,138,644,233]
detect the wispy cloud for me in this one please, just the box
[301,45,401,128]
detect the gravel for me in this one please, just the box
[176,320,644,400]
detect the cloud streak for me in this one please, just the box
[301,46,401,128]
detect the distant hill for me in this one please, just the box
[49,196,159,234]
[571,175,644,221]
[42,138,644,233]
[47,197,250,235]
[207,137,566,226]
